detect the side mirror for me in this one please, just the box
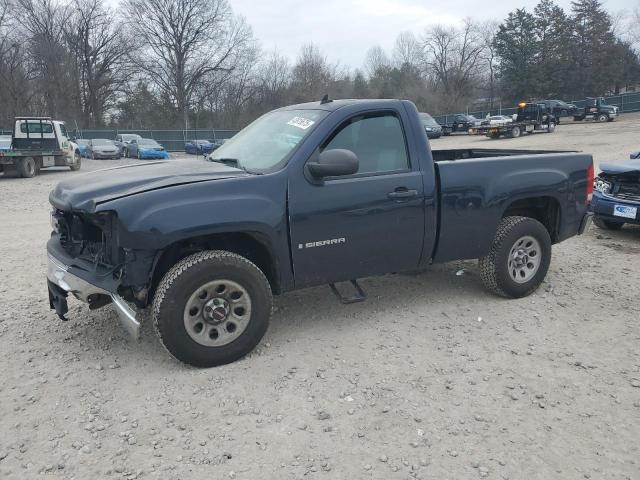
[307,149,359,178]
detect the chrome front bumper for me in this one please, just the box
[47,254,141,339]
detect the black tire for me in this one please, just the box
[18,156,37,178]
[153,250,273,367]
[597,114,608,123]
[573,116,583,121]
[70,151,81,171]
[510,125,521,138]
[479,216,552,298]
[593,217,624,230]
[123,148,128,158]
[547,122,556,133]
[490,132,500,139]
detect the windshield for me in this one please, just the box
[92,139,112,146]
[209,109,328,171]
[139,139,160,147]
[419,113,439,128]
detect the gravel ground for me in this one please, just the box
[1,114,639,480]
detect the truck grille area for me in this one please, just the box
[612,181,640,202]
[52,210,115,265]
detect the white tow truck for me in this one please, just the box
[0,117,81,178]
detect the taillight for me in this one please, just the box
[586,163,594,204]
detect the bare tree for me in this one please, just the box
[422,19,485,108]
[392,31,422,69]
[64,0,130,126]
[257,51,291,109]
[122,0,252,128]
[291,43,336,102]
[479,20,499,108]
[364,45,390,77]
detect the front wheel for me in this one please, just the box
[479,216,551,298]
[510,125,521,138]
[153,250,273,367]
[547,122,556,133]
[597,114,608,123]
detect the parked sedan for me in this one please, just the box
[75,139,90,157]
[87,139,121,159]
[481,115,514,126]
[0,135,12,152]
[418,112,444,139]
[114,133,142,156]
[125,138,169,159]
[451,114,481,132]
[185,139,217,155]
[592,155,640,230]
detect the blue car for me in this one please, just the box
[591,153,640,230]
[75,139,90,157]
[124,138,170,159]
[185,139,217,155]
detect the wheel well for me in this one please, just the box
[150,232,279,301]
[502,196,560,242]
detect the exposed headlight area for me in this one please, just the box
[51,209,117,266]
[594,177,612,194]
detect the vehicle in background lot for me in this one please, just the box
[0,135,11,152]
[75,139,89,157]
[592,156,640,230]
[46,98,594,367]
[124,138,169,159]
[481,115,514,126]
[539,99,578,118]
[470,102,557,139]
[449,114,481,132]
[0,117,81,178]
[114,133,142,156]
[573,97,618,122]
[87,139,121,160]
[418,112,444,139]
[185,139,218,155]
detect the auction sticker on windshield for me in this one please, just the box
[287,117,315,130]
[613,205,637,219]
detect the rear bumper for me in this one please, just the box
[46,240,140,339]
[591,192,640,224]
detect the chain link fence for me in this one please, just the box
[71,129,239,152]
[433,91,640,125]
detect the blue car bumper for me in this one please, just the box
[591,191,640,224]
[139,149,169,159]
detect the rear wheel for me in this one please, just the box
[153,250,273,367]
[510,125,521,138]
[479,216,551,298]
[593,217,624,230]
[18,156,37,178]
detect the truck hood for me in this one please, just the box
[50,159,247,212]
[599,159,640,176]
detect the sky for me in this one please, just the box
[228,0,633,68]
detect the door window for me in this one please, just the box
[321,112,409,175]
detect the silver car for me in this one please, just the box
[87,139,121,160]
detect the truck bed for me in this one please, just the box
[430,150,592,263]
[431,148,568,162]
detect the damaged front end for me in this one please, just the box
[591,159,640,225]
[47,208,157,338]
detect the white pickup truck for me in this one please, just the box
[0,117,81,178]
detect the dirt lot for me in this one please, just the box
[1,114,639,480]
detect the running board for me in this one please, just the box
[329,280,367,304]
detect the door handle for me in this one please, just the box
[387,188,418,199]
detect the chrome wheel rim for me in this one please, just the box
[508,235,541,284]
[183,279,252,347]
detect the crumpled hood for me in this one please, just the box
[599,159,640,176]
[50,159,246,212]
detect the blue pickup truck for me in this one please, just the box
[47,99,594,367]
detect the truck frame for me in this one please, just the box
[0,117,81,178]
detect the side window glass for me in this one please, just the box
[321,113,409,175]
